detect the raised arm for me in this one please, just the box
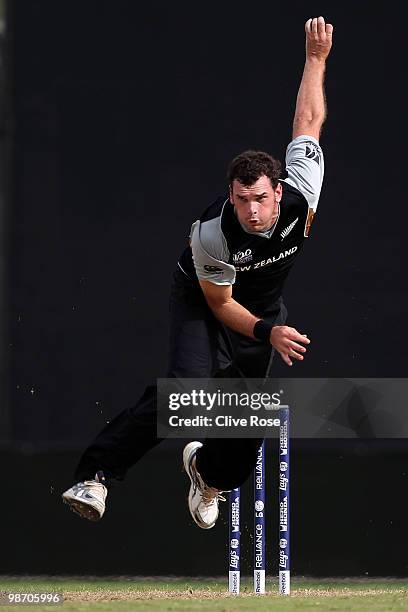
[293,16,333,141]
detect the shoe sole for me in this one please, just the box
[183,442,216,530]
[62,494,103,522]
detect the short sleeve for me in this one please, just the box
[190,220,236,285]
[283,135,324,211]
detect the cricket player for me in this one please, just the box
[63,16,333,529]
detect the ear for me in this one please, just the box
[275,182,283,202]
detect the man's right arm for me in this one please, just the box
[198,280,310,366]
[199,280,259,338]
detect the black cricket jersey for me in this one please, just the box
[177,135,324,315]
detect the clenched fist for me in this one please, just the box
[305,16,333,62]
[270,325,311,367]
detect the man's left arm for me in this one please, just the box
[293,16,333,141]
[285,16,333,233]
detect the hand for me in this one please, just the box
[305,16,333,62]
[270,325,311,367]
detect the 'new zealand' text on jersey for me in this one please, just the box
[178,135,324,314]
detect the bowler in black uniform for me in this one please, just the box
[63,16,333,528]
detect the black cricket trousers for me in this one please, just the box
[74,268,287,491]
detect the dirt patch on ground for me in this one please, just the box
[63,588,408,601]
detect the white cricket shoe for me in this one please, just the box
[183,441,225,530]
[62,472,107,522]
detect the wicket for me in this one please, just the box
[228,405,290,595]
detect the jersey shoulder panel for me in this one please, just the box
[199,198,229,261]
[284,135,324,211]
[190,197,236,285]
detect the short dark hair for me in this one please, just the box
[227,150,282,189]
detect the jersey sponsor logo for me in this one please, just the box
[204,264,223,274]
[305,141,321,165]
[280,217,298,241]
[232,248,253,264]
[235,246,298,272]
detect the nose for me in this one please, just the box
[248,202,259,218]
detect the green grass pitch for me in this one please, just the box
[0,577,407,610]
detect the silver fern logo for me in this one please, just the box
[280,218,299,241]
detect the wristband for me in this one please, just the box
[253,319,273,343]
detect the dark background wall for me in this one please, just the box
[1,0,407,575]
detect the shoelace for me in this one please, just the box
[191,463,226,506]
[202,486,226,506]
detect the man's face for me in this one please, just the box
[229,175,283,233]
